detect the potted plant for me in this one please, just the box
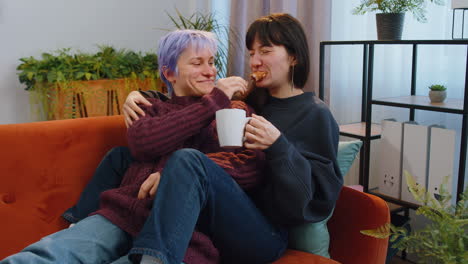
[352,0,445,40]
[361,172,467,263]
[17,46,164,120]
[428,84,447,103]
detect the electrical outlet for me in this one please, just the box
[378,120,403,199]
[382,173,397,190]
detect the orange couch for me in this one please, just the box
[0,116,389,263]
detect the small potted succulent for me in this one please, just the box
[428,84,447,103]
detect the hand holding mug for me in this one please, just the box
[244,114,281,150]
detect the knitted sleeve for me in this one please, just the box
[127,88,230,161]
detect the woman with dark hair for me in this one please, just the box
[241,14,343,257]
[244,13,342,226]
[15,13,342,264]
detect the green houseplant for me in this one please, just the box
[428,84,447,91]
[428,84,447,103]
[17,46,163,120]
[352,0,445,40]
[361,172,468,264]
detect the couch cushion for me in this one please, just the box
[288,211,332,258]
[0,190,71,259]
[337,140,362,177]
[287,140,362,258]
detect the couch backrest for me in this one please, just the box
[0,115,127,259]
[0,115,127,194]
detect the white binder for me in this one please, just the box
[427,126,456,204]
[378,120,403,199]
[401,123,429,205]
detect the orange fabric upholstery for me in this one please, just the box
[0,116,389,263]
[0,116,127,259]
[273,250,340,264]
[328,187,390,263]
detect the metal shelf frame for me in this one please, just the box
[319,40,468,203]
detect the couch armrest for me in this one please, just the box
[273,249,340,264]
[328,186,390,264]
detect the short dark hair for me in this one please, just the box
[246,13,310,88]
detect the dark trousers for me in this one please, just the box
[63,147,287,264]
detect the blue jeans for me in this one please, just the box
[130,149,288,264]
[7,148,286,263]
[0,215,132,264]
[62,146,133,223]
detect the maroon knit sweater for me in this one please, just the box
[94,88,265,264]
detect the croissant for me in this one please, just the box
[232,72,267,101]
[250,71,267,82]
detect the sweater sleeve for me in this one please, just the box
[127,88,231,161]
[205,149,265,190]
[261,107,342,226]
[205,100,265,190]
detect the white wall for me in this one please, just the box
[0,0,211,124]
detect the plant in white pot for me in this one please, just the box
[352,0,445,40]
[428,84,447,103]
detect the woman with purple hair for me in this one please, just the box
[1,29,283,264]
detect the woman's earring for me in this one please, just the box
[291,64,295,92]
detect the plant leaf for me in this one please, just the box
[360,222,391,238]
[84,73,92,80]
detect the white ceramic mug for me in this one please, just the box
[216,109,251,148]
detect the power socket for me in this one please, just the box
[378,120,403,199]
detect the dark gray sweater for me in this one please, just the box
[140,90,342,226]
[258,92,342,226]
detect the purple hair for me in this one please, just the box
[157,29,218,93]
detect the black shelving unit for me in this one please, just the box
[453,8,468,40]
[319,40,468,207]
